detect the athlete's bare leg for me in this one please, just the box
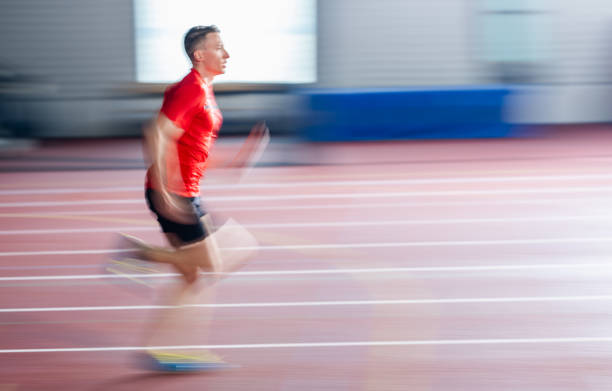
[142,255,216,349]
[142,216,219,350]
[124,215,256,285]
[141,217,256,354]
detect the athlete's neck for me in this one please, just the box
[192,65,214,85]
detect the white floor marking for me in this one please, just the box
[3,295,612,313]
[2,237,612,256]
[1,196,608,214]
[2,186,612,207]
[2,173,612,195]
[1,214,611,235]
[4,337,612,353]
[0,262,610,281]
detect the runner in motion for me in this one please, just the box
[115,25,267,371]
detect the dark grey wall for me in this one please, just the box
[0,0,143,137]
[0,0,135,96]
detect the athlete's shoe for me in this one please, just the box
[142,349,235,372]
[104,233,161,291]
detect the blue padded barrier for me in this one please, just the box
[297,87,515,141]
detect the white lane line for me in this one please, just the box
[2,173,612,195]
[0,200,141,207]
[2,186,612,207]
[0,227,157,235]
[0,262,610,282]
[3,295,612,313]
[3,237,612,257]
[0,249,130,257]
[0,227,125,235]
[1,210,148,216]
[0,186,142,195]
[1,215,612,235]
[2,197,609,214]
[4,337,612,353]
[249,238,612,251]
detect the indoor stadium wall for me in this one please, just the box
[1,0,612,139]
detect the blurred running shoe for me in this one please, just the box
[143,349,235,372]
[104,233,162,290]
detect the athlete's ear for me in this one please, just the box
[193,48,205,62]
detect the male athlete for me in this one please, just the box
[115,25,267,371]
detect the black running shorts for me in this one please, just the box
[145,188,210,244]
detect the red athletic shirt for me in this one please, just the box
[146,69,223,197]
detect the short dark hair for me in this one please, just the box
[184,25,220,61]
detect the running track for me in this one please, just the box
[1,127,612,390]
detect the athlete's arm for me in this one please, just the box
[144,113,184,189]
[144,114,195,222]
[228,121,270,169]
[205,121,269,171]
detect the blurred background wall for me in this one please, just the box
[317,0,483,87]
[1,0,612,139]
[0,0,140,137]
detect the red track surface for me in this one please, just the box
[2,127,612,390]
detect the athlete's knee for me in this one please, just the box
[186,239,221,274]
[204,251,222,274]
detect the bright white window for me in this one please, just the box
[134,0,316,84]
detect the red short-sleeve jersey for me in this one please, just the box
[146,69,223,197]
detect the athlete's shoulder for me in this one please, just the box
[164,70,205,105]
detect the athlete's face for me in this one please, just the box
[194,32,229,76]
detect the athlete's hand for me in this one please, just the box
[231,121,270,169]
[153,189,199,225]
